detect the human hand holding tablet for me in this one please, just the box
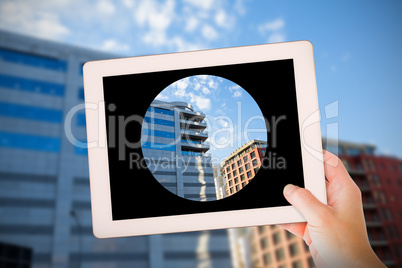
[83,41,326,238]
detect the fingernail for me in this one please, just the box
[284,184,297,196]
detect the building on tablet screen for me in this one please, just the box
[142,100,217,202]
[0,30,231,268]
[220,140,314,268]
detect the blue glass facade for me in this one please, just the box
[0,73,65,96]
[0,48,67,71]
[0,30,231,268]
[0,102,63,123]
[0,131,60,152]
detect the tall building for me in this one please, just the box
[142,100,218,202]
[0,30,231,268]
[324,139,402,267]
[221,140,315,268]
[221,139,267,197]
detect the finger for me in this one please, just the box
[283,184,328,226]
[322,150,350,184]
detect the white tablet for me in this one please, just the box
[83,41,326,238]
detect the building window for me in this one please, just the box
[247,171,252,178]
[289,243,299,257]
[237,159,242,166]
[292,260,303,268]
[236,185,240,191]
[263,253,272,266]
[230,188,234,194]
[245,163,250,170]
[232,163,236,169]
[240,174,245,181]
[243,155,249,162]
[252,159,258,166]
[228,173,232,179]
[233,170,237,176]
[226,167,230,172]
[239,167,244,173]
[250,151,256,159]
[258,225,266,234]
[242,182,247,187]
[286,231,295,240]
[234,177,239,184]
[273,232,281,245]
[229,180,233,186]
[260,237,269,249]
[275,248,285,261]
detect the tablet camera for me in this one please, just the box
[141,75,267,202]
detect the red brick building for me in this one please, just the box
[221,140,315,268]
[324,139,402,267]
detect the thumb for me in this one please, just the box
[283,184,328,226]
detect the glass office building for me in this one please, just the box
[142,100,217,202]
[0,30,231,268]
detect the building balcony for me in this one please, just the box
[347,168,366,176]
[181,129,208,141]
[366,221,382,228]
[180,119,207,130]
[363,203,377,210]
[369,240,388,247]
[181,140,210,151]
[179,109,206,121]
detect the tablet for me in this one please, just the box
[83,41,326,238]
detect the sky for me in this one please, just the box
[1,0,401,158]
[155,75,267,162]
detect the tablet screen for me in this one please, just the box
[103,59,304,221]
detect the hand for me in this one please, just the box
[280,150,386,267]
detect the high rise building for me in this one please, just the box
[142,100,218,202]
[0,30,231,268]
[324,139,402,267]
[220,140,314,268]
[221,140,267,197]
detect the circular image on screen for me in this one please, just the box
[141,75,267,202]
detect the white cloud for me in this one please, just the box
[134,0,176,46]
[189,93,211,110]
[185,17,199,32]
[229,85,242,98]
[201,86,211,94]
[214,9,236,29]
[259,18,286,44]
[268,32,285,43]
[259,18,285,32]
[175,77,190,90]
[97,0,115,16]
[100,39,130,52]
[155,92,169,100]
[184,0,214,10]
[202,24,218,40]
[0,1,70,41]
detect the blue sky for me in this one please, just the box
[1,0,401,158]
[157,75,266,162]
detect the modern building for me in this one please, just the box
[142,100,218,202]
[221,139,267,197]
[324,139,402,267]
[0,30,231,268]
[220,140,315,268]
